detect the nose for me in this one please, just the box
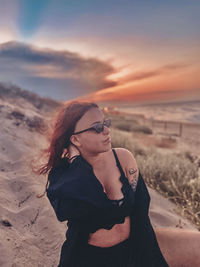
[103,124,110,135]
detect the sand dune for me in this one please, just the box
[0,96,199,267]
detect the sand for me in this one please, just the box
[0,97,199,267]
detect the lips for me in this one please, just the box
[104,137,111,143]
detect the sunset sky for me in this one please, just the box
[0,0,199,103]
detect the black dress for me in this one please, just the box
[46,148,170,267]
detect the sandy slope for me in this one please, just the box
[0,98,198,267]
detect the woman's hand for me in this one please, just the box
[68,143,80,163]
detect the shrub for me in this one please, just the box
[112,121,135,132]
[111,128,200,229]
[131,124,153,134]
[110,127,147,157]
[10,110,25,120]
[7,108,46,132]
[136,148,200,229]
[25,116,46,132]
[155,137,177,149]
[110,119,152,135]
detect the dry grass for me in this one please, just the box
[110,127,147,156]
[154,136,177,149]
[7,108,47,132]
[106,112,152,134]
[110,127,200,230]
[0,82,61,112]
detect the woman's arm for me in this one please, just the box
[114,147,139,191]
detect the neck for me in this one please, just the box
[80,150,108,169]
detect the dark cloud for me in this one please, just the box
[0,41,117,100]
[0,42,54,64]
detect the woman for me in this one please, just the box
[38,100,170,267]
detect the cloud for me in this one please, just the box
[116,63,189,85]
[0,41,197,103]
[0,41,117,100]
[81,62,199,103]
[0,28,15,43]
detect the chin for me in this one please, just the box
[104,144,112,152]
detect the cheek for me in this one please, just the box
[82,133,101,146]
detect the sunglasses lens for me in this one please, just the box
[92,124,102,133]
[93,119,111,133]
[104,118,111,127]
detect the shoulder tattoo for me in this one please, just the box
[128,168,138,192]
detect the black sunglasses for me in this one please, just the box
[73,118,111,135]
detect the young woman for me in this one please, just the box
[38,100,169,267]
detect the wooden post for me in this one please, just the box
[164,121,167,132]
[179,123,182,137]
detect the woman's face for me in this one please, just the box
[70,107,111,154]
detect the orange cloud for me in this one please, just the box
[114,63,189,85]
[78,63,200,103]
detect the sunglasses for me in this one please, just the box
[73,118,111,135]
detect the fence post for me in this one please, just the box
[164,121,167,132]
[179,123,182,137]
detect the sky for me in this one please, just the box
[0,0,199,104]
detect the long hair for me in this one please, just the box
[35,100,99,197]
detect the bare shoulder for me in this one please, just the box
[113,147,139,186]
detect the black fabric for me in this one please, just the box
[78,237,131,267]
[46,148,170,267]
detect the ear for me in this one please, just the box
[70,135,81,147]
